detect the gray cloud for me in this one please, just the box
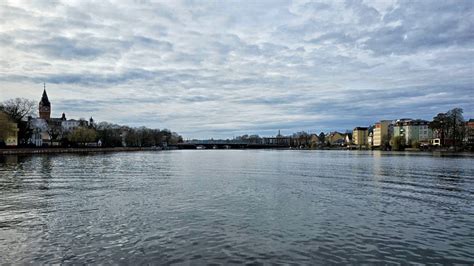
[364,1,474,55]
[0,0,472,138]
[27,36,104,60]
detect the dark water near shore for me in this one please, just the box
[0,150,473,264]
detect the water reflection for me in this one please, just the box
[0,155,19,165]
[0,150,473,264]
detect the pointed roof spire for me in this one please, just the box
[40,83,51,107]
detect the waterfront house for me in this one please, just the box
[373,120,393,148]
[310,134,320,146]
[28,117,49,147]
[368,130,374,148]
[393,119,432,146]
[326,131,345,146]
[61,113,81,133]
[353,127,369,149]
[344,132,353,146]
[0,111,19,147]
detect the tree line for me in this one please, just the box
[0,98,182,148]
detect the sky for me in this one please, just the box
[0,0,473,139]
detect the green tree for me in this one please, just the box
[381,135,391,151]
[411,141,420,149]
[67,127,97,146]
[0,112,13,144]
[391,136,406,151]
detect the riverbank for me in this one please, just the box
[0,147,162,155]
[1,146,472,156]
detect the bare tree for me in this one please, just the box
[0,98,37,145]
[430,108,465,148]
[447,108,465,148]
[47,121,62,146]
[0,98,36,122]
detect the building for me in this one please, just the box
[29,88,54,146]
[326,131,345,146]
[368,130,373,148]
[29,88,90,147]
[353,127,368,148]
[0,112,19,147]
[310,134,320,147]
[465,119,474,146]
[61,113,81,133]
[373,120,392,148]
[39,87,51,120]
[29,117,49,147]
[344,132,352,146]
[393,119,432,146]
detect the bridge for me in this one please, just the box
[174,140,290,149]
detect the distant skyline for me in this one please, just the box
[1,0,473,139]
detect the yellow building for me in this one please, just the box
[0,112,19,147]
[353,127,368,148]
[373,120,392,147]
[310,134,320,148]
[326,132,345,146]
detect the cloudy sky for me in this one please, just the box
[0,0,473,138]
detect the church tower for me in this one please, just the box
[39,83,51,120]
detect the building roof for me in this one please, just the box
[328,131,344,136]
[40,89,51,107]
[354,127,368,130]
[395,119,429,126]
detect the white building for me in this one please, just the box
[29,118,49,147]
[393,119,433,145]
[62,119,80,133]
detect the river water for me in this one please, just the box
[0,150,473,264]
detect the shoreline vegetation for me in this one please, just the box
[0,146,162,155]
[1,146,473,156]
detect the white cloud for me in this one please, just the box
[0,0,472,138]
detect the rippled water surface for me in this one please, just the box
[1,150,473,264]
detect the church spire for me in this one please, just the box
[39,83,51,120]
[41,84,50,107]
